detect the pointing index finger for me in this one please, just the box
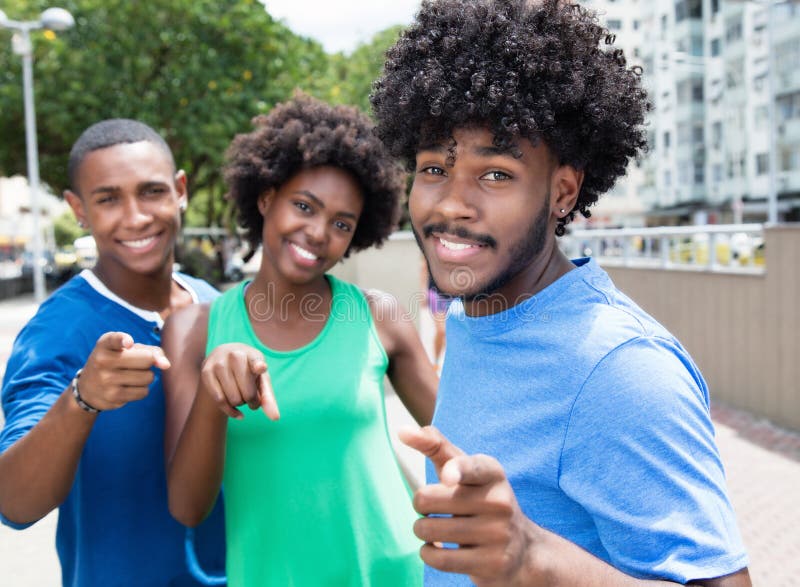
[398,426,465,477]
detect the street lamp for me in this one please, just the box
[0,7,75,303]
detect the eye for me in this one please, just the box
[142,186,167,198]
[418,165,446,176]
[334,220,353,233]
[96,194,117,205]
[480,170,511,181]
[293,201,312,213]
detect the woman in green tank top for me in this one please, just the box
[162,94,438,586]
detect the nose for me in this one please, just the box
[434,175,478,222]
[122,197,152,228]
[304,216,328,245]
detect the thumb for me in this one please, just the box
[398,426,464,477]
[98,331,134,352]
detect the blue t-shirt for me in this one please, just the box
[1,270,226,587]
[427,258,747,585]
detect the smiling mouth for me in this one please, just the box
[120,236,157,249]
[290,242,320,262]
[438,237,485,251]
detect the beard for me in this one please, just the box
[413,194,551,302]
[462,195,550,301]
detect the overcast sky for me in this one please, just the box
[263,0,423,53]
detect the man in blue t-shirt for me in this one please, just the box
[371,1,750,585]
[0,120,225,586]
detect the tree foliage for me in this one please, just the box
[0,0,330,227]
[0,2,407,229]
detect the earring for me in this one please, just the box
[77,220,86,229]
[179,201,187,212]
[559,208,566,214]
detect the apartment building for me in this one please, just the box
[587,0,800,226]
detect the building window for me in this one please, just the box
[777,91,800,122]
[726,18,742,43]
[712,121,722,147]
[756,153,770,175]
[710,38,721,57]
[694,162,704,185]
[663,131,671,149]
[713,164,723,182]
[607,19,622,30]
[692,79,704,102]
[664,169,672,187]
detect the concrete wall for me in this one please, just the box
[331,232,427,319]
[604,225,800,432]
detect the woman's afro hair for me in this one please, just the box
[370,0,652,234]
[225,92,404,255]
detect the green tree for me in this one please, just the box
[0,0,330,227]
[321,25,405,114]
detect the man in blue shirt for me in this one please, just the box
[371,1,750,585]
[0,120,225,586]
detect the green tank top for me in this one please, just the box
[207,275,422,586]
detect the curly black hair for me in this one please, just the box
[370,0,651,235]
[225,92,403,256]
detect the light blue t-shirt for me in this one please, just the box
[427,258,747,584]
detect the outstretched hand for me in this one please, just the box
[399,426,538,587]
[78,331,171,412]
[200,343,280,421]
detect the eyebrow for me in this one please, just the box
[89,180,169,196]
[294,190,359,220]
[416,142,515,157]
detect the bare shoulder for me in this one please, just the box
[162,303,211,358]
[362,288,416,357]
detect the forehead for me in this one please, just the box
[278,166,364,212]
[73,141,175,193]
[419,126,552,165]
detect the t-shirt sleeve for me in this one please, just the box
[1,318,86,529]
[559,336,748,583]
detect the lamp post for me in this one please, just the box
[0,7,75,303]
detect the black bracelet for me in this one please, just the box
[71,369,102,414]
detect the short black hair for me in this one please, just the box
[68,119,175,191]
[225,92,403,256]
[370,0,651,234]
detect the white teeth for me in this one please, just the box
[122,236,155,249]
[291,243,318,260]
[439,238,476,251]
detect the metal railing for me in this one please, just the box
[561,224,765,274]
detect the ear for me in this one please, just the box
[256,189,275,217]
[174,169,188,212]
[550,165,585,219]
[64,190,88,229]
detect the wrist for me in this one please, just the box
[71,369,102,414]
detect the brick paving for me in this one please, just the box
[0,294,797,585]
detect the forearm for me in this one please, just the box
[521,523,680,587]
[0,387,95,524]
[167,390,228,527]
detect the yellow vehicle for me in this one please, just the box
[670,233,764,267]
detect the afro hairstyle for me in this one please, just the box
[370,0,652,234]
[225,92,404,256]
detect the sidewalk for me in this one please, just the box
[0,294,798,585]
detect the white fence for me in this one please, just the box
[561,224,765,274]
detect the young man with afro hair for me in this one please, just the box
[371,0,750,585]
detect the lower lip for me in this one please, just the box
[433,238,486,263]
[288,243,320,268]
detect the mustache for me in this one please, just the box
[421,223,497,249]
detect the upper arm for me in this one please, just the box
[365,289,438,426]
[561,337,748,583]
[688,568,751,586]
[162,303,209,464]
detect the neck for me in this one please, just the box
[92,260,175,313]
[246,269,332,323]
[462,243,575,317]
